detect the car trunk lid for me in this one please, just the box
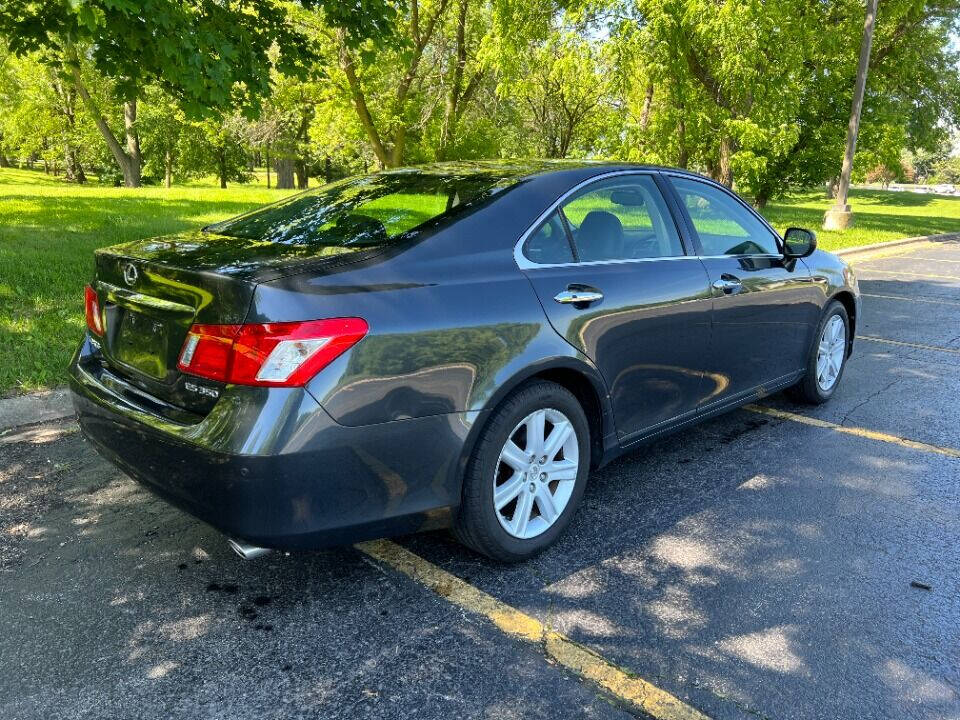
[90,230,374,409]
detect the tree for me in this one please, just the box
[138,88,188,188]
[824,0,878,230]
[336,0,453,168]
[178,116,252,189]
[504,32,611,158]
[0,0,398,185]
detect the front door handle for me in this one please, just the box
[712,274,743,295]
[554,287,604,305]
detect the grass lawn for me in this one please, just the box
[761,189,960,250]
[0,167,296,396]
[3,166,960,396]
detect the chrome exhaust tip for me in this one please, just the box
[227,538,272,560]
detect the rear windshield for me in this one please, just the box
[206,169,520,246]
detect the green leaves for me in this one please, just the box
[0,0,402,115]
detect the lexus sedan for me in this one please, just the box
[70,161,860,562]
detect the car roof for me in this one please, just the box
[377,159,709,185]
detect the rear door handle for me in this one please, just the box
[554,287,604,305]
[712,275,743,295]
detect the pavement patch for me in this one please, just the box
[0,389,72,433]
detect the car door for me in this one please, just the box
[519,172,715,441]
[666,175,820,407]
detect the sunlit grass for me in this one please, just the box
[2,165,959,395]
[763,188,960,250]
[0,167,297,395]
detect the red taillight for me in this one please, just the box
[177,318,368,387]
[84,285,104,336]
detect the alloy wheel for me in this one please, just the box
[493,408,579,539]
[816,314,846,391]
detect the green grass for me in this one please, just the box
[763,188,960,250]
[2,165,960,396]
[0,167,296,396]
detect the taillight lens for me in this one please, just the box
[177,318,368,387]
[84,285,104,336]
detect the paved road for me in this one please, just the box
[2,240,958,720]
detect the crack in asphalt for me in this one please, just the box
[839,376,905,428]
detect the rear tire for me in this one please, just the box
[787,300,850,405]
[453,380,590,563]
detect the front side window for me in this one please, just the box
[670,177,780,256]
[561,175,684,262]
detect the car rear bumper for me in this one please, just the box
[69,337,476,549]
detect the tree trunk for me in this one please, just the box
[339,40,391,169]
[71,67,142,187]
[50,73,85,183]
[390,127,406,168]
[218,152,228,189]
[438,0,469,160]
[677,119,688,169]
[164,149,172,188]
[324,156,332,183]
[265,144,271,189]
[825,176,838,199]
[832,0,878,212]
[294,160,308,190]
[719,135,733,188]
[639,82,654,132]
[64,145,86,183]
[275,156,295,189]
[122,100,141,187]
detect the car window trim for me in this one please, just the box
[557,208,581,262]
[514,170,692,270]
[661,172,785,257]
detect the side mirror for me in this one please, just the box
[783,227,817,259]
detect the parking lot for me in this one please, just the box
[2,238,958,720]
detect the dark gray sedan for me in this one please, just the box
[70,161,860,562]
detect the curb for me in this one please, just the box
[0,388,73,434]
[1,232,957,432]
[835,231,960,259]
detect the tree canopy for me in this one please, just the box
[1,0,958,200]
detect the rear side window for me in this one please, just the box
[670,177,780,256]
[562,175,683,261]
[207,169,521,247]
[523,211,575,264]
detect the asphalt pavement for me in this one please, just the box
[1,239,958,719]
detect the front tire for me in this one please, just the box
[788,300,850,404]
[453,380,590,562]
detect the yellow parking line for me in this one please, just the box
[856,268,960,281]
[744,405,960,459]
[861,293,960,307]
[900,256,960,264]
[356,539,711,720]
[856,335,960,355]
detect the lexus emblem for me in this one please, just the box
[122,263,138,286]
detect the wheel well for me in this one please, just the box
[831,290,857,354]
[532,368,606,468]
